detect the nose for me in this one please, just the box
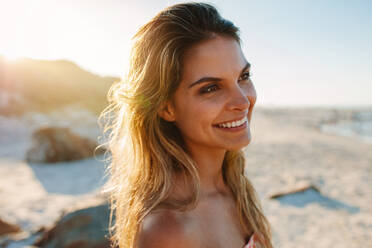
[226,83,251,111]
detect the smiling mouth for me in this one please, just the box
[214,116,248,129]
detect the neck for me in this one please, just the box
[186,144,228,197]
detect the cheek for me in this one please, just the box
[175,99,221,133]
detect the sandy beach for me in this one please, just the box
[247,107,372,247]
[0,106,371,247]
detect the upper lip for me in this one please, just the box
[214,115,247,125]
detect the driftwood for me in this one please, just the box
[269,183,320,199]
[0,219,21,236]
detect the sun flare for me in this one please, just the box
[2,52,22,63]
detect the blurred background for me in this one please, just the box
[0,0,371,247]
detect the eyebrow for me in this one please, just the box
[188,62,251,89]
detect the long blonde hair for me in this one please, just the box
[100,3,273,248]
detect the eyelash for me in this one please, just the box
[200,84,220,94]
[199,71,252,94]
[239,71,251,81]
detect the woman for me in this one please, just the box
[102,2,273,248]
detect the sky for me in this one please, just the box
[1,0,371,107]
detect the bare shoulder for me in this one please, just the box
[137,209,195,248]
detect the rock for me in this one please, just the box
[34,201,115,248]
[0,219,21,236]
[26,127,104,163]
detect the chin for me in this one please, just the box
[225,137,251,151]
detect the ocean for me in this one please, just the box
[321,110,372,143]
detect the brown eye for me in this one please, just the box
[239,71,251,81]
[200,84,220,94]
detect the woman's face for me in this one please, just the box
[160,35,256,153]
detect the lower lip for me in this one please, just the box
[213,121,248,132]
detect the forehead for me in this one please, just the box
[181,36,247,83]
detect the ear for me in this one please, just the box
[157,100,176,122]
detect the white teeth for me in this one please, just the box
[217,116,248,128]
